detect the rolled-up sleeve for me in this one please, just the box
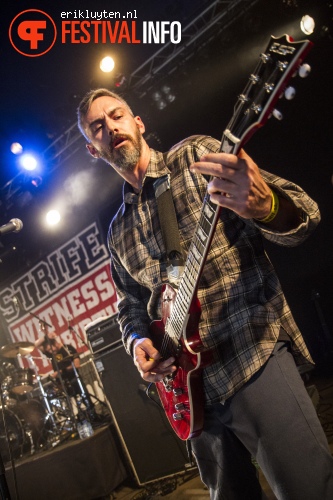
[252,169,320,246]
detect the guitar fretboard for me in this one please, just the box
[159,34,313,358]
[166,194,221,345]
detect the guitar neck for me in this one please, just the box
[167,194,221,343]
[167,119,245,343]
[165,34,313,346]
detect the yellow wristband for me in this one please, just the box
[256,190,279,223]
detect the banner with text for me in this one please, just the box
[0,221,117,375]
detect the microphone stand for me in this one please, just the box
[0,386,11,499]
[0,240,22,499]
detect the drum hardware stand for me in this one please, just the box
[65,322,99,422]
[38,339,77,440]
[22,309,78,440]
[26,355,58,434]
[25,429,35,456]
[61,346,95,433]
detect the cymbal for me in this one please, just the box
[0,342,35,358]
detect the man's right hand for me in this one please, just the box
[133,337,177,383]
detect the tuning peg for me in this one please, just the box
[284,86,296,100]
[298,63,311,78]
[272,109,283,120]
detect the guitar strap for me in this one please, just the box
[153,173,184,287]
[153,171,197,455]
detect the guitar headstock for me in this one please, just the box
[221,34,313,154]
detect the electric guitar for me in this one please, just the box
[149,35,313,440]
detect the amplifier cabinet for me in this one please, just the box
[86,315,120,354]
[94,340,189,485]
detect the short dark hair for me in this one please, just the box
[77,88,134,141]
[41,336,56,349]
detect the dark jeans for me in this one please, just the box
[191,341,333,499]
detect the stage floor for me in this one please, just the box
[4,424,127,500]
[3,371,333,500]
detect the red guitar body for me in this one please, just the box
[149,283,211,440]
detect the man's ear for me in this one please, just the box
[86,143,100,158]
[134,116,145,135]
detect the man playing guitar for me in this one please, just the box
[77,46,333,499]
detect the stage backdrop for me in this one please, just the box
[0,221,117,376]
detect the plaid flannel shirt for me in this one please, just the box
[108,135,320,404]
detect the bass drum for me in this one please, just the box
[0,406,25,462]
[0,400,48,462]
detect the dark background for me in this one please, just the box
[0,0,332,368]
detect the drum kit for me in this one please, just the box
[0,341,78,462]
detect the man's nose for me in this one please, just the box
[106,117,118,136]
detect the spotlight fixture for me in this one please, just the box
[157,100,167,110]
[152,91,162,101]
[300,15,315,35]
[10,142,23,155]
[46,209,61,226]
[100,56,115,73]
[151,85,176,110]
[152,91,167,110]
[31,176,43,188]
[161,84,176,103]
[114,73,126,88]
[19,153,38,171]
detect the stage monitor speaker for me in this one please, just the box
[94,341,190,485]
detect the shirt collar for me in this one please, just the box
[122,149,170,207]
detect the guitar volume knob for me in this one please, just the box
[298,63,311,78]
[173,412,184,421]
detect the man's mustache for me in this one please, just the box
[109,134,132,151]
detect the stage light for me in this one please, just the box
[46,210,61,226]
[31,176,43,188]
[161,85,176,103]
[300,15,315,35]
[10,142,23,155]
[156,100,167,110]
[152,85,175,110]
[100,56,115,73]
[114,73,126,88]
[152,91,162,101]
[152,92,167,110]
[20,153,38,171]
[152,91,167,109]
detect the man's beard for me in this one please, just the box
[97,126,143,172]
